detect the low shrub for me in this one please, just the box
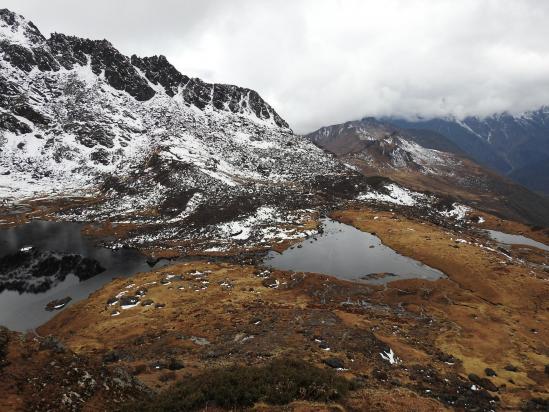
[124,358,352,411]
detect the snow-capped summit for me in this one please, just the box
[0,8,287,127]
[0,7,317,199]
[130,54,288,128]
[0,8,45,47]
[0,8,365,251]
[307,117,459,173]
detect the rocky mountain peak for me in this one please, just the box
[0,8,359,253]
[131,54,187,97]
[0,8,288,127]
[308,117,398,149]
[0,8,45,46]
[47,33,156,101]
[385,106,549,194]
[131,53,289,128]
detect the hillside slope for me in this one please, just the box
[0,8,366,252]
[307,118,549,227]
[386,109,549,195]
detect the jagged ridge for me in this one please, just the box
[0,8,364,252]
[0,8,287,128]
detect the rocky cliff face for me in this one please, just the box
[0,8,287,125]
[0,8,364,252]
[130,54,288,128]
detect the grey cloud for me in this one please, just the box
[4,0,549,133]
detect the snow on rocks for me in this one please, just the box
[0,9,365,254]
[115,291,128,299]
[439,203,470,220]
[357,183,472,223]
[215,207,286,241]
[357,183,426,206]
[0,9,482,257]
[380,348,401,365]
[45,296,72,311]
[119,296,140,309]
[190,336,210,346]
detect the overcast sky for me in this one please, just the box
[5,0,549,133]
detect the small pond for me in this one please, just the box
[0,220,169,331]
[485,229,549,252]
[264,219,445,284]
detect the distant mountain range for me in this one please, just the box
[384,109,549,196]
[307,117,549,227]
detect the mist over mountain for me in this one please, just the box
[306,116,549,226]
[384,108,549,195]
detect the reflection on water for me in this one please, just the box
[264,219,445,285]
[0,220,168,331]
[485,229,549,252]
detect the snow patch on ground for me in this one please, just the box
[440,203,470,220]
[380,348,400,365]
[357,184,426,206]
[357,183,472,223]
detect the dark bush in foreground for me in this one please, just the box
[125,358,352,411]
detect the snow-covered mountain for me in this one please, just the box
[386,109,549,195]
[307,117,464,174]
[306,117,549,227]
[0,9,364,251]
[0,7,290,197]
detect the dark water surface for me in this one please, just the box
[485,229,549,252]
[1,219,447,331]
[0,220,168,331]
[264,219,445,285]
